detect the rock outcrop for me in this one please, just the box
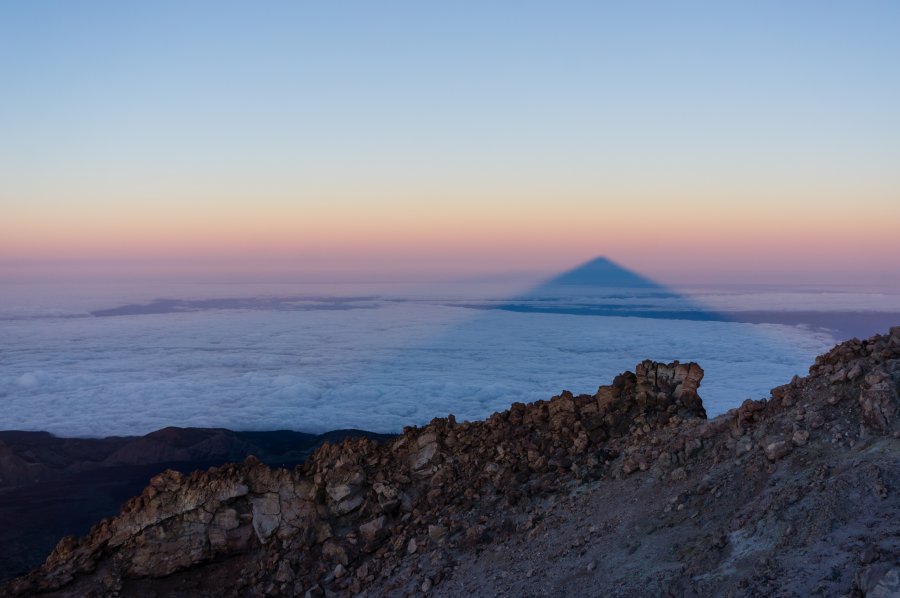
[4,328,900,597]
[0,428,391,582]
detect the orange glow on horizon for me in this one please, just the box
[4,184,899,283]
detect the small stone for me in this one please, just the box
[792,430,810,447]
[735,436,753,455]
[407,538,418,555]
[304,585,324,598]
[411,443,439,472]
[829,369,847,383]
[333,563,346,579]
[275,561,294,583]
[359,516,388,545]
[332,494,364,516]
[860,545,880,565]
[587,561,596,572]
[670,467,687,482]
[762,438,792,462]
[417,432,438,448]
[421,577,433,592]
[322,540,349,565]
[428,525,448,542]
[622,458,639,475]
[250,493,282,542]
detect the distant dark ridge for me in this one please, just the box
[90,296,378,317]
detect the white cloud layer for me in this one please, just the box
[0,283,849,437]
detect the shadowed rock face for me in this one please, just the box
[4,328,900,597]
[0,428,391,581]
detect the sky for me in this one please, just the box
[2,1,899,285]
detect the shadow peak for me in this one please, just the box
[541,256,661,289]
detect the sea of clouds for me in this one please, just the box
[1,281,894,437]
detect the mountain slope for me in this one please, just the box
[4,329,900,597]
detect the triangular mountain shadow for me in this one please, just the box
[535,256,663,289]
[473,256,727,323]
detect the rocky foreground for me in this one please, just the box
[4,329,900,597]
[0,428,391,581]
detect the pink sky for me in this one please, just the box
[4,188,898,285]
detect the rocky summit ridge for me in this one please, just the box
[4,329,900,597]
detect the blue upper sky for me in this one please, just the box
[4,1,897,174]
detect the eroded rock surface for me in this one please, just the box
[4,328,900,597]
[0,428,390,581]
